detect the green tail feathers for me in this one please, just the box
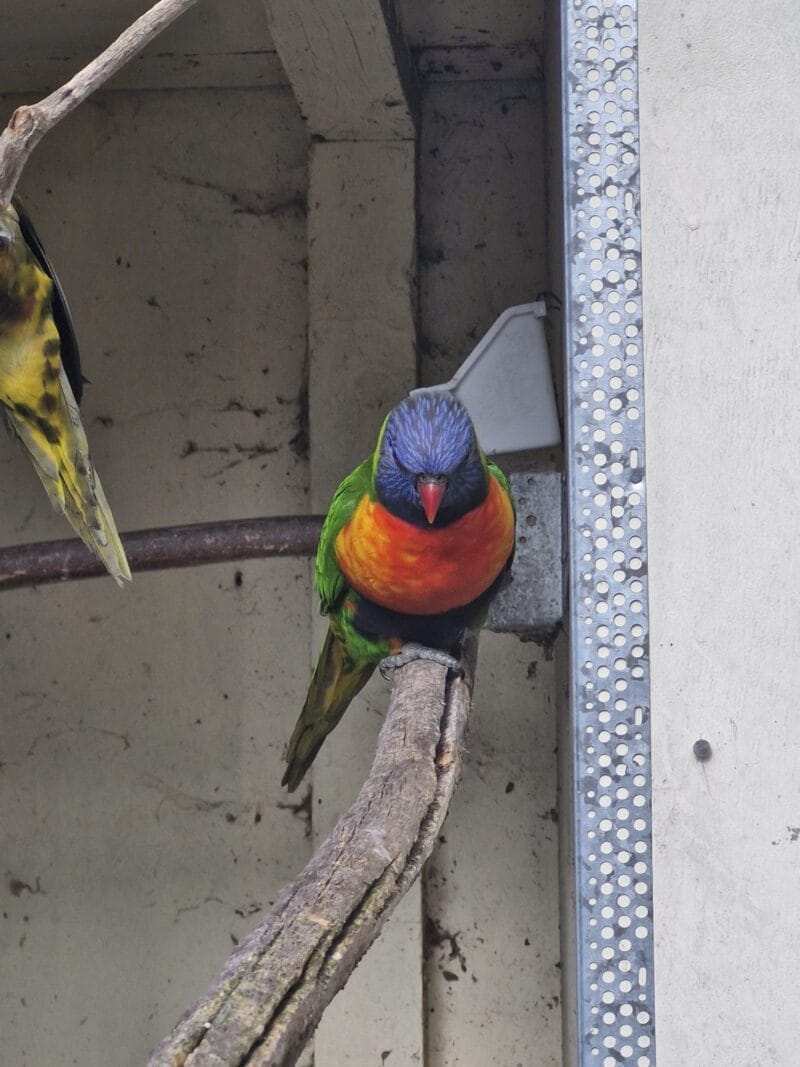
[282,627,376,793]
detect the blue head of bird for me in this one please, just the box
[375,391,488,528]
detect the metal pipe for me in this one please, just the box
[0,515,324,591]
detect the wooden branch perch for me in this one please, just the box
[149,643,477,1066]
[0,0,202,207]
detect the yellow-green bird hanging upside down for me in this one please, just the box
[0,202,130,583]
[283,391,516,791]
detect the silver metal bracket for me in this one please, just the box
[412,301,561,455]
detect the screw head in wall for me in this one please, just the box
[693,738,712,762]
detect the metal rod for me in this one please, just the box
[559,1,657,1064]
[0,515,324,591]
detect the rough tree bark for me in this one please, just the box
[149,644,477,1066]
[0,0,202,207]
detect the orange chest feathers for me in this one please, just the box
[334,475,515,616]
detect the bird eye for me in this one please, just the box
[0,233,11,251]
[452,445,475,473]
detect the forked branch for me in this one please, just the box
[0,0,202,207]
[149,644,477,1066]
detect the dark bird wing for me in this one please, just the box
[282,626,376,792]
[14,199,84,405]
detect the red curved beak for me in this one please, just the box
[418,476,447,524]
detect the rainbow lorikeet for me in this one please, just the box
[0,202,130,583]
[282,391,516,791]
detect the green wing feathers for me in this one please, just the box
[282,626,376,792]
[487,458,515,516]
[314,458,372,613]
[283,458,375,790]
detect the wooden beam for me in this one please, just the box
[306,137,421,1063]
[0,45,544,98]
[269,0,420,1053]
[265,0,416,140]
[0,51,286,95]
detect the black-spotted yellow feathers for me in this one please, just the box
[0,204,130,584]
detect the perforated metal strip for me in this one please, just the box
[560,2,656,1065]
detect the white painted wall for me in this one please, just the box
[0,82,312,1064]
[0,8,313,1063]
[640,4,800,1065]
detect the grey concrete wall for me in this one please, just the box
[398,0,544,50]
[640,3,800,1065]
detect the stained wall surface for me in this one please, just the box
[0,15,313,1063]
